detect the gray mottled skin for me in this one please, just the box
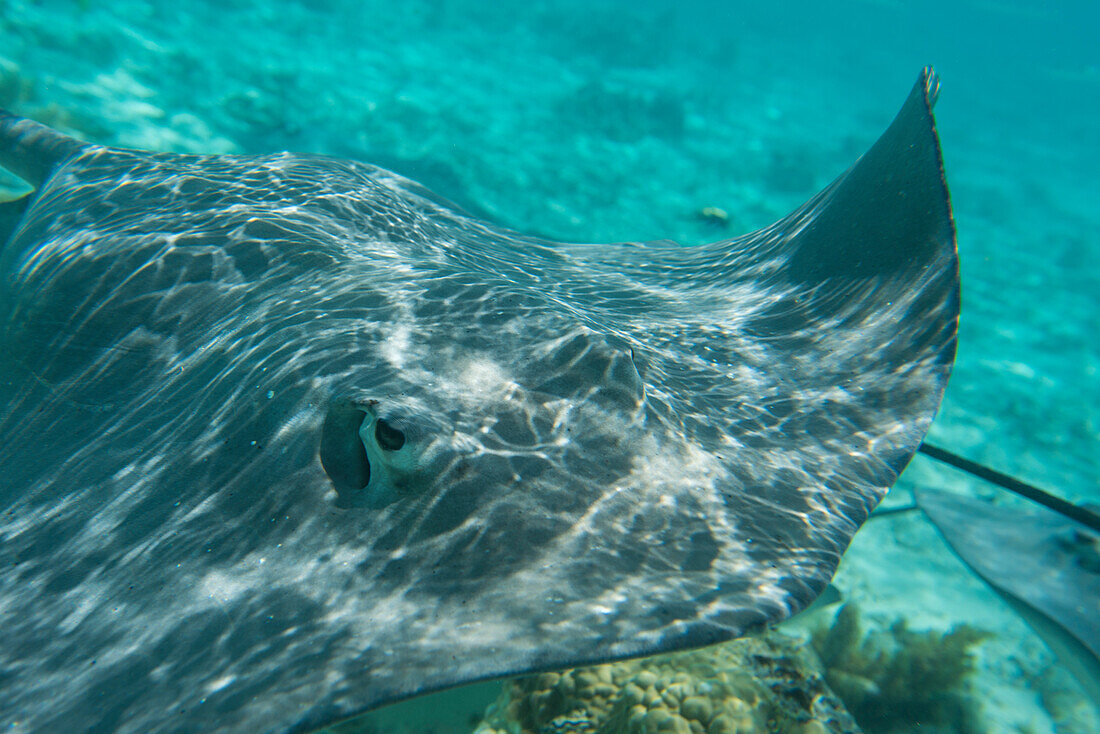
[0,69,958,732]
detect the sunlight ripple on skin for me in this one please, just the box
[0,69,957,731]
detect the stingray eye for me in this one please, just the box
[319,402,371,503]
[374,418,406,451]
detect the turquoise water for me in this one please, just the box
[1,0,1096,732]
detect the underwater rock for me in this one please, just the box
[0,58,33,108]
[220,69,305,149]
[557,80,685,143]
[695,206,731,229]
[539,5,675,70]
[474,631,860,734]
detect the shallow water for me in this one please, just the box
[2,0,1097,731]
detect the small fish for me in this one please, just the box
[539,709,598,734]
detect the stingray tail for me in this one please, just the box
[0,109,86,187]
[918,442,1100,533]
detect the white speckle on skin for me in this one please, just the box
[381,324,412,369]
[199,570,249,603]
[458,356,511,398]
[204,675,236,695]
[434,355,521,411]
[57,592,104,634]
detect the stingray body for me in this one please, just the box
[0,69,957,732]
[916,488,1100,710]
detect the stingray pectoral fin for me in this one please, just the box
[0,110,87,187]
[681,68,959,619]
[555,68,959,638]
[786,66,953,283]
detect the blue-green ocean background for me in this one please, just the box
[1,0,1096,731]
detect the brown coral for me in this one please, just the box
[809,603,991,734]
[474,631,859,734]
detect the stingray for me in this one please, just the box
[916,487,1100,711]
[0,68,958,732]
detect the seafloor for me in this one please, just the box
[1,0,1096,732]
